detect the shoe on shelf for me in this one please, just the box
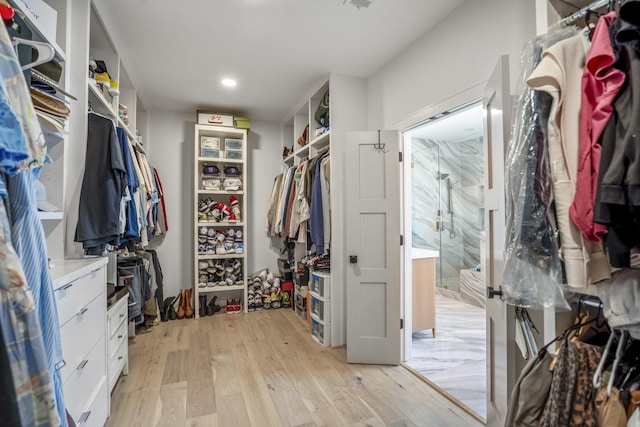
[199,294,207,318]
[234,230,243,242]
[234,243,244,254]
[225,300,234,315]
[266,272,274,284]
[206,295,219,316]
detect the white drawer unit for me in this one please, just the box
[311,317,331,347]
[310,293,331,323]
[107,294,129,392]
[310,271,331,299]
[59,293,105,384]
[50,258,109,427]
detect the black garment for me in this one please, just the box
[74,113,126,253]
[145,249,164,315]
[0,326,21,427]
[596,14,640,267]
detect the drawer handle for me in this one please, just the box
[78,411,91,424]
[118,356,124,360]
[118,335,124,339]
[76,359,88,370]
[55,359,66,370]
[77,307,88,316]
[60,283,73,291]
[119,313,125,319]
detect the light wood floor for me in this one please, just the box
[106,308,483,427]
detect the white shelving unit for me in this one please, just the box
[193,124,249,317]
[281,74,367,346]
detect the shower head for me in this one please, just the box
[436,172,449,180]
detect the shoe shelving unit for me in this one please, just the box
[193,124,248,318]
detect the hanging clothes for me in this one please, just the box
[74,113,126,254]
[571,12,625,242]
[527,30,611,289]
[540,340,602,426]
[117,127,140,242]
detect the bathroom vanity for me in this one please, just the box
[411,249,439,336]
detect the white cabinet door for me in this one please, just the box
[346,130,402,365]
[484,55,517,426]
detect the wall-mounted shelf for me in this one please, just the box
[38,211,64,221]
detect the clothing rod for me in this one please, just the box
[558,0,609,26]
[581,297,603,310]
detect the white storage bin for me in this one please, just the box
[225,149,243,160]
[311,317,330,347]
[201,136,221,149]
[201,148,220,158]
[310,272,331,299]
[225,138,243,150]
[310,294,330,323]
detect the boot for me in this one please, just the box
[199,294,207,318]
[168,296,177,320]
[185,289,194,319]
[161,297,173,322]
[207,295,219,316]
[176,290,185,319]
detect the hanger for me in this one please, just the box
[594,331,616,388]
[12,37,54,71]
[608,330,629,397]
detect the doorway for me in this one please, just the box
[404,101,487,420]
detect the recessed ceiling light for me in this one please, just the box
[222,79,237,87]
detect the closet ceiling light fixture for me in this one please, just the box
[343,0,372,9]
[221,78,237,87]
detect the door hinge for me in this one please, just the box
[399,152,403,162]
[400,319,404,330]
[400,235,404,246]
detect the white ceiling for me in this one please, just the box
[93,0,467,122]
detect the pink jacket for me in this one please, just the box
[570,12,625,241]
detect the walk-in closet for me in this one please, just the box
[4,0,640,426]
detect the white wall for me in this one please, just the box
[366,0,536,129]
[146,111,282,299]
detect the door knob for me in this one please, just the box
[349,255,358,264]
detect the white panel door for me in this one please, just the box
[346,131,402,365]
[484,55,517,426]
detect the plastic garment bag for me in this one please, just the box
[501,27,578,311]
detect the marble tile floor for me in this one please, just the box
[407,294,487,420]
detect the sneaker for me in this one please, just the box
[207,228,216,237]
[225,277,234,286]
[227,228,236,238]
[207,273,216,287]
[198,274,207,288]
[266,272,274,284]
[229,195,239,206]
[198,243,206,254]
[273,278,281,288]
[234,298,242,314]
[198,261,208,269]
[248,293,255,312]
[215,243,226,255]
[232,260,241,270]
[254,294,263,311]
[225,300,234,315]
[282,291,291,307]
[234,230,243,242]
[206,243,215,255]
[234,243,244,254]
[199,226,208,236]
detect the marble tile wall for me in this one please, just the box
[412,136,484,291]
